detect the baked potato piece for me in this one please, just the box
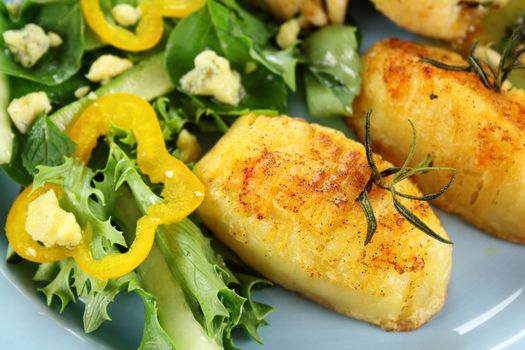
[370,0,507,40]
[194,114,452,331]
[349,38,525,243]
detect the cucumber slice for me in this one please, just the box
[51,52,175,131]
[0,74,14,164]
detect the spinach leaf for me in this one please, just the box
[0,0,84,85]
[165,0,288,113]
[302,25,361,118]
[21,115,76,175]
[1,128,32,186]
[9,74,92,106]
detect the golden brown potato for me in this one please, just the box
[349,38,525,243]
[370,0,507,40]
[194,114,452,331]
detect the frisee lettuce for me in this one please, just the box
[31,138,272,349]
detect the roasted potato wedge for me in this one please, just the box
[194,114,452,331]
[349,38,525,243]
[370,0,507,40]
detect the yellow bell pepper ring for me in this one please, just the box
[5,93,205,280]
[156,0,205,17]
[5,184,71,263]
[81,0,164,52]
[82,0,205,52]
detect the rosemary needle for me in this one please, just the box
[357,111,457,245]
[420,19,525,93]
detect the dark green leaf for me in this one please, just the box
[0,0,84,85]
[1,126,32,185]
[9,74,91,106]
[165,0,288,113]
[21,115,76,175]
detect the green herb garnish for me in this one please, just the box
[357,111,457,245]
[421,18,525,93]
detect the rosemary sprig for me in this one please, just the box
[420,19,525,93]
[357,111,457,245]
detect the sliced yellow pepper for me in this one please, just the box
[81,0,163,52]
[82,0,205,52]
[156,0,205,17]
[5,94,204,280]
[6,184,70,263]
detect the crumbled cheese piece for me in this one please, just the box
[47,32,63,47]
[7,91,51,134]
[177,129,201,163]
[180,50,244,106]
[74,85,91,98]
[3,24,50,68]
[111,4,141,27]
[86,55,133,84]
[276,18,300,49]
[26,190,82,248]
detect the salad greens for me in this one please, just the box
[21,115,76,175]
[302,25,361,118]
[0,0,85,85]
[165,0,291,113]
[32,137,272,349]
[0,0,362,348]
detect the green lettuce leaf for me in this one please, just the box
[21,115,76,174]
[302,25,361,118]
[33,158,127,258]
[165,0,289,113]
[33,258,174,349]
[108,141,273,348]
[29,131,272,349]
[0,0,84,85]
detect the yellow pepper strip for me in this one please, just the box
[5,184,70,263]
[68,93,204,279]
[156,0,205,17]
[5,94,204,280]
[82,0,205,52]
[81,0,163,52]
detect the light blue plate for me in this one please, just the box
[2,2,525,349]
